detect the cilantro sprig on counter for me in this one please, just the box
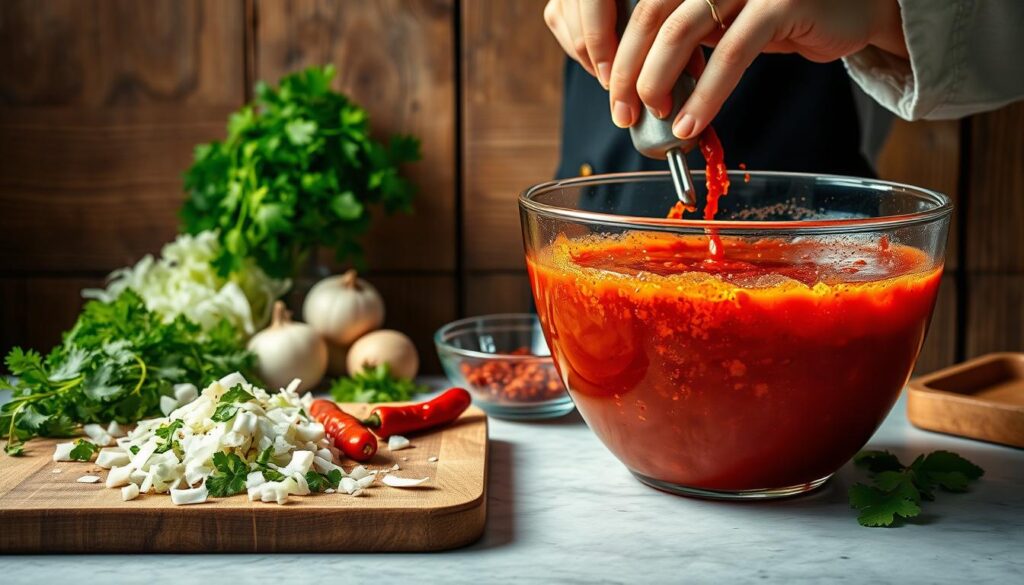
[849,450,984,527]
[181,64,421,279]
[1,290,255,455]
[329,363,427,403]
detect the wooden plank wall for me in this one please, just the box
[1,0,1022,375]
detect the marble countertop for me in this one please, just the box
[1,386,1021,584]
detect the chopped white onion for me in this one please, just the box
[96,448,130,469]
[173,383,199,405]
[52,442,75,462]
[159,395,179,416]
[121,484,140,501]
[76,475,102,484]
[387,435,411,451]
[105,465,133,488]
[170,484,208,506]
[382,475,430,488]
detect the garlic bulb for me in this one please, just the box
[303,270,385,346]
[248,302,327,393]
[346,329,419,380]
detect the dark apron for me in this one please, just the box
[556,53,875,179]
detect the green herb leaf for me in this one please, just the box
[211,384,256,422]
[916,450,984,481]
[329,363,427,404]
[848,449,983,527]
[305,471,330,492]
[254,446,285,481]
[853,450,904,473]
[69,438,99,462]
[206,452,249,497]
[1,290,256,450]
[849,483,922,527]
[181,65,421,279]
[154,419,184,454]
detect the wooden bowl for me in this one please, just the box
[907,353,1024,448]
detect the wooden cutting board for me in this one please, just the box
[0,404,488,553]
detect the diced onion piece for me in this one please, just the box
[283,450,314,475]
[246,471,266,489]
[340,477,359,495]
[295,422,325,442]
[382,475,430,488]
[96,448,130,469]
[387,435,411,451]
[106,465,133,488]
[173,383,199,405]
[107,421,128,438]
[348,465,369,480]
[217,373,247,391]
[428,456,439,463]
[84,424,116,447]
[313,456,341,475]
[52,442,75,462]
[170,484,208,505]
[121,484,140,501]
[356,475,375,489]
[76,475,102,484]
[159,396,179,416]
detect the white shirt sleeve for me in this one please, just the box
[842,0,1024,121]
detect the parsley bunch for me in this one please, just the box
[181,64,421,279]
[1,290,255,454]
[849,449,984,527]
[329,363,427,403]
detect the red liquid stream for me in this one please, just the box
[666,127,730,260]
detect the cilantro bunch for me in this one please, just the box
[1,290,255,454]
[849,449,984,527]
[329,363,427,403]
[181,64,421,279]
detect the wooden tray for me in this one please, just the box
[0,404,488,553]
[907,353,1024,448]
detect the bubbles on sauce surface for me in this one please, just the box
[550,232,928,289]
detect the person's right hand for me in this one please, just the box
[544,0,906,141]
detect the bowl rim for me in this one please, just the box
[519,170,954,234]
[434,313,554,363]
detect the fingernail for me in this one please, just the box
[596,62,611,89]
[612,100,634,128]
[647,102,671,120]
[673,113,697,139]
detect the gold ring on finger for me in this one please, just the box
[704,0,725,29]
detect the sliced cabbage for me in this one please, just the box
[82,231,290,335]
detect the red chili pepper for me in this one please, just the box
[363,388,472,439]
[309,399,378,462]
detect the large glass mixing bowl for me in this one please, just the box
[520,171,952,499]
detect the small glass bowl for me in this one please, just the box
[435,314,575,420]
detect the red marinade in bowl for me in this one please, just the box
[527,232,941,493]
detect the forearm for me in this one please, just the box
[846,0,1024,120]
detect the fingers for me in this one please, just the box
[579,0,619,88]
[544,0,579,64]
[562,0,596,76]
[609,0,683,128]
[636,0,733,119]
[673,1,779,139]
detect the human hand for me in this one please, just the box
[544,0,906,139]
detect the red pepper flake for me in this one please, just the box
[738,162,750,183]
[459,347,566,403]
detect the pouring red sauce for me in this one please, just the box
[526,130,943,491]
